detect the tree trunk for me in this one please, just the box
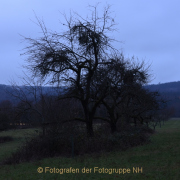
[86,120,94,137]
[82,101,94,137]
[134,118,137,127]
[110,121,117,134]
[42,123,45,136]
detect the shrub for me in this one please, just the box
[2,123,152,165]
[0,113,10,131]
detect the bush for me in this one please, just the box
[2,123,152,165]
[0,113,10,131]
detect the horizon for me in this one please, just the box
[1,80,180,87]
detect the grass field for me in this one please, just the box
[0,128,39,162]
[0,119,180,180]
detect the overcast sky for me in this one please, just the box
[1,0,180,85]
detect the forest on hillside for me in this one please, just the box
[0,81,179,117]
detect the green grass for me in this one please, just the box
[0,119,180,180]
[0,128,39,162]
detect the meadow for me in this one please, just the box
[0,119,180,180]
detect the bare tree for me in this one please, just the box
[8,76,60,135]
[91,54,152,133]
[22,5,118,137]
[0,100,13,130]
[21,4,163,137]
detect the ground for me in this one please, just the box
[0,119,180,180]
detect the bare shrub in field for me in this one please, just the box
[2,122,152,165]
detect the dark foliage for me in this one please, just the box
[2,124,152,165]
[0,113,10,131]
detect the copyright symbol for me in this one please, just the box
[37,167,43,173]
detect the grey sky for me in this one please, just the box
[1,0,180,85]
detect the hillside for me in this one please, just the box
[0,81,180,116]
[146,82,180,117]
[147,81,180,92]
[0,84,66,104]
